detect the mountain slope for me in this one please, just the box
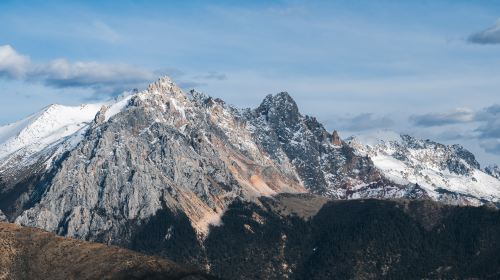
[348,131,500,206]
[0,222,214,280]
[202,195,500,279]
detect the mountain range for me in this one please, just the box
[0,77,499,279]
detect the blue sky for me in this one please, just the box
[1,0,500,165]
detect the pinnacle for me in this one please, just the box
[146,76,186,100]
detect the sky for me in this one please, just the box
[0,0,499,166]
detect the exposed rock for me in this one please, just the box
[331,130,342,146]
[486,164,500,179]
[347,132,500,205]
[93,105,108,124]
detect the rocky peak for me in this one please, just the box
[485,164,500,179]
[146,76,186,101]
[93,105,108,125]
[451,144,480,170]
[256,92,300,127]
[331,130,342,146]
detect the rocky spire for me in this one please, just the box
[93,105,108,125]
[146,76,185,100]
[331,130,342,146]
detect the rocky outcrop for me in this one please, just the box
[486,164,500,179]
[331,130,342,146]
[93,105,108,125]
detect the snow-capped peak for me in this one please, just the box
[348,130,500,205]
[0,89,138,165]
[0,103,103,161]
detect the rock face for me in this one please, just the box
[0,222,214,280]
[247,92,391,198]
[486,164,500,179]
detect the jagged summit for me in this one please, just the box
[257,92,299,115]
[348,131,500,205]
[146,76,186,100]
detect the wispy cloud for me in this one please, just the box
[333,113,394,131]
[409,108,475,127]
[476,118,500,138]
[195,72,227,81]
[468,20,500,44]
[480,139,500,155]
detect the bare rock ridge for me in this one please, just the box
[0,222,214,280]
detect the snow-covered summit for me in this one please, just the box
[347,131,500,205]
[0,103,103,162]
[0,78,173,165]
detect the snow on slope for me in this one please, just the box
[0,93,134,166]
[348,130,500,203]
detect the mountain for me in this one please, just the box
[347,131,500,206]
[486,164,500,180]
[0,222,214,280]
[0,76,499,278]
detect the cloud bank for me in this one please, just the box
[468,20,500,44]
[0,45,157,95]
[0,45,229,96]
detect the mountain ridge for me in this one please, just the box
[0,76,498,230]
[1,76,500,279]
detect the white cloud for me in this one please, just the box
[0,45,31,79]
[0,45,159,95]
[32,59,156,89]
